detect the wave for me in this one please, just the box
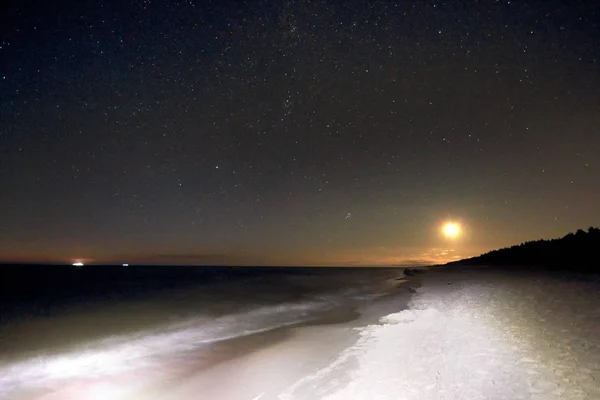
[0,297,342,398]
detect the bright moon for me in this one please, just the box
[442,222,461,239]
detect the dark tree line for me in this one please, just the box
[449,227,600,271]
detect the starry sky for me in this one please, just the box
[1,0,599,266]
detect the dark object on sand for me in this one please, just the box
[448,281,452,285]
[408,287,417,293]
[404,268,424,277]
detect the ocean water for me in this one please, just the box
[0,265,408,399]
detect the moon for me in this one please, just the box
[442,222,461,239]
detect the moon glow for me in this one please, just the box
[442,222,461,239]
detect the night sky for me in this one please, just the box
[1,0,599,266]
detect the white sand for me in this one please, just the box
[281,267,600,400]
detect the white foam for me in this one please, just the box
[0,299,332,399]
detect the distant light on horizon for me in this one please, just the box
[72,261,84,267]
[123,263,129,267]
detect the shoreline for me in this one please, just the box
[156,280,417,400]
[2,268,420,400]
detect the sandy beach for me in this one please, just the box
[285,266,600,400]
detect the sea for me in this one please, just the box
[0,265,412,399]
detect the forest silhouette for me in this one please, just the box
[449,227,600,271]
